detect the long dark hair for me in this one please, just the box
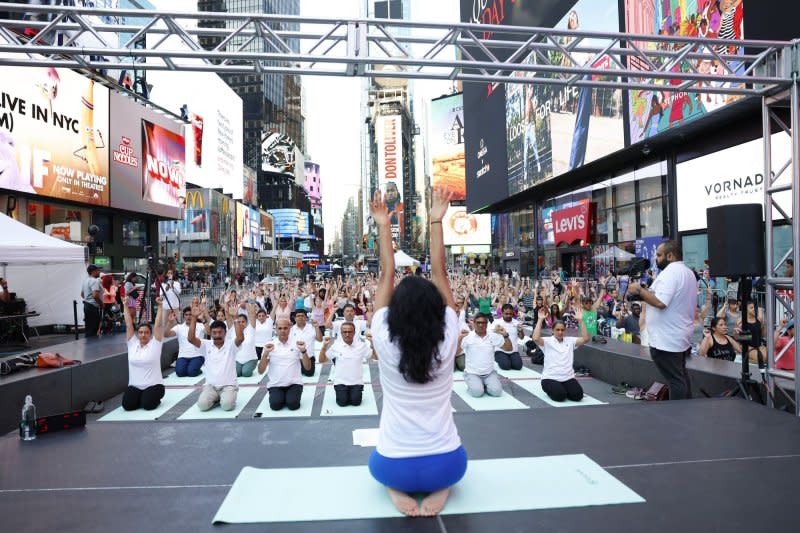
[387,276,446,384]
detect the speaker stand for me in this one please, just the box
[726,277,767,404]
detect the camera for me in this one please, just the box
[611,257,652,302]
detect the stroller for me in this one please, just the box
[100,303,124,336]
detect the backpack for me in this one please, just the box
[526,340,544,365]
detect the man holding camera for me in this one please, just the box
[626,241,697,400]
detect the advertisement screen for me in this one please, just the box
[376,115,404,241]
[158,189,210,241]
[625,0,745,141]
[0,64,110,206]
[442,205,491,246]
[242,166,256,206]
[303,161,321,208]
[260,211,274,250]
[147,69,244,199]
[430,93,466,201]
[506,0,624,195]
[463,84,508,212]
[109,91,185,219]
[269,208,314,239]
[249,206,261,250]
[235,202,247,257]
[676,132,792,232]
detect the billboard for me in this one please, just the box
[243,165,256,206]
[376,115,404,241]
[625,0,745,141]
[0,64,110,206]
[303,161,321,209]
[262,132,300,178]
[442,205,491,246]
[158,189,210,241]
[109,91,186,218]
[235,202,247,257]
[430,93,466,201]
[146,70,244,199]
[269,208,314,239]
[248,207,261,250]
[260,211,274,251]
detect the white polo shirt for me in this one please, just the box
[266,339,305,388]
[332,319,366,338]
[231,325,257,364]
[541,336,577,382]
[127,337,163,389]
[200,339,237,387]
[172,323,206,359]
[647,261,698,353]
[371,306,461,458]
[495,318,521,354]
[291,323,318,357]
[326,338,371,386]
[462,331,504,375]
[254,317,274,348]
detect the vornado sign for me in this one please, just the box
[677,133,793,232]
[376,114,404,241]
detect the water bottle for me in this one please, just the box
[19,395,37,441]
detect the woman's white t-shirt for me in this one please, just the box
[127,337,163,389]
[371,306,461,458]
[172,323,206,359]
[254,317,274,347]
[541,336,577,382]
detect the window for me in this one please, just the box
[638,176,663,201]
[639,198,664,237]
[27,201,91,242]
[615,204,637,242]
[122,218,148,247]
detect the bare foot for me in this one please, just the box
[419,487,450,516]
[387,488,419,517]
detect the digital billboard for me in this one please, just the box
[376,115,404,241]
[260,211,274,251]
[109,91,185,219]
[147,69,244,199]
[248,206,261,250]
[624,0,745,141]
[303,161,321,208]
[242,166,257,206]
[442,205,491,246]
[430,93,466,201]
[269,208,314,239]
[158,189,210,241]
[0,63,110,206]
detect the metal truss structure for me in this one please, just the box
[0,2,797,413]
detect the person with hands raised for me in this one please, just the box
[532,304,590,402]
[460,314,512,398]
[367,187,466,518]
[187,302,244,411]
[319,321,373,406]
[257,318,312,411]
[122,296,167,411]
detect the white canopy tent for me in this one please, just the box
[394,250,420,268]
[0,212,87,326]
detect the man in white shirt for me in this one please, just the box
[290,309,322,377]
[160,270,181,315]
[627,241,697,400]
[187,304,244,411]
[495,303,525,370]
[319,321,373,406]
[257,318,312,410]
[326,303,366,338]
[459,313,512,397]
[164,306,207,377]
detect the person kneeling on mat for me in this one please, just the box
[532,306,590,402]
[495,303,524,370]
[257,318,312,411]
[231,299,258,377]
[460,313,512,398]
[291,308,322,377]
[367,187,467,517]
[122,296,167,411]
[319,321,374,406]
[187,303,244,411]
[164,306,208,377]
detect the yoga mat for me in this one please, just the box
[513,380,607,407]
[320,383,378,417]
[253,385,316,418]
[176,386,259,420]
[451,382,529,411]
[212,454,644,524]
[161,372,205,386]
[328,363,372,384]
[237,371,267,386]
[302,363,323,384]
[98,389,193,422]
[495,365,542,380]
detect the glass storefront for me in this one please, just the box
[122,218,149,247]
[27,200,91,243]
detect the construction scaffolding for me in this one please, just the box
[0,2,797,413]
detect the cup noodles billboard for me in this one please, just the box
[0,62,110,206]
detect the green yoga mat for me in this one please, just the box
[452,382,529,411]
[162,372,205,386]
[98,389,193,422]
[212,454,644,524]
[495,365,541,380]
[253,385,316,418]
[512,379,607,407]
[176,386,260,420]
[302,363,323,384]
[320,383,379,417]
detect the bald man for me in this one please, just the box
[258,318,312,410]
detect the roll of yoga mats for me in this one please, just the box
[212,454,644,524]
[98,389,194,422]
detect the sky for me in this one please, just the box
[153,0,460,250]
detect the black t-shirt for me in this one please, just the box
[708,335,737,361]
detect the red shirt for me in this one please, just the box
[775,335,795,371]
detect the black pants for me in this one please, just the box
[494,351,523,370]
[334,384,364,406]
[301,356,316,377]
[268,384,303,411]
[84,303,101,338]
[650,347,692,400]
[541,378,583,402]
[122,385,165,411]
[255,346,263,359]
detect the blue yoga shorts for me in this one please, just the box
[368,445,468,493]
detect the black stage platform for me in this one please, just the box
[2,397,799,532]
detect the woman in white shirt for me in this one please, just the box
[122,296,166,411]
[368,187,465,518]
[532,307,590,402]
[253,308,274,359]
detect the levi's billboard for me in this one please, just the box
[551,202,594,246]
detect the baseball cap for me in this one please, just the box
[87,265,100,274]
[784,320,795,332]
